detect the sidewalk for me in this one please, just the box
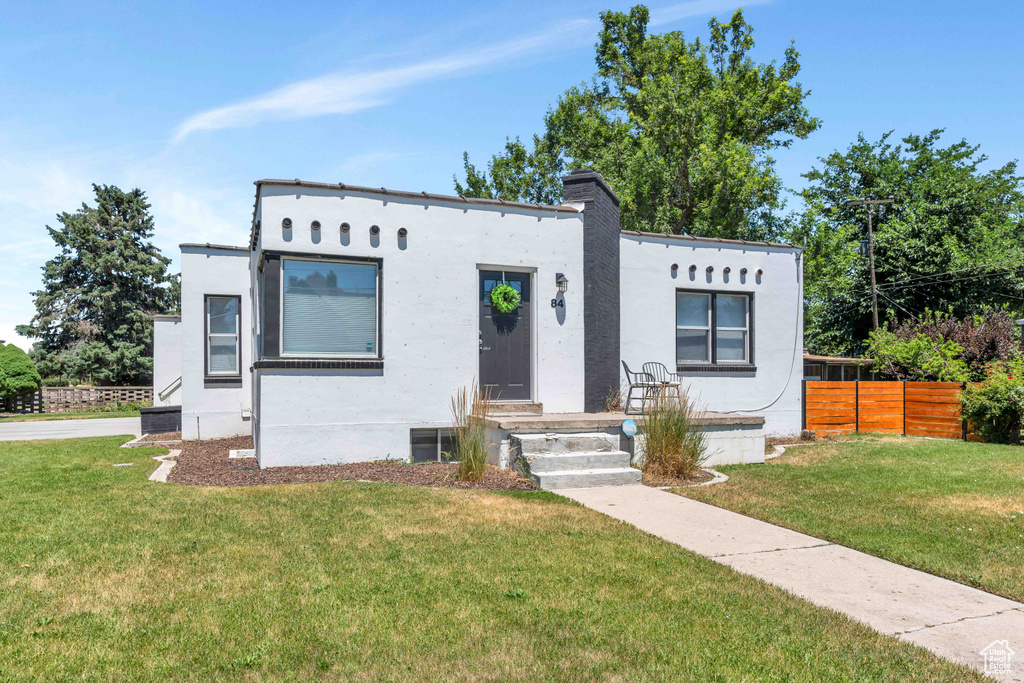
[561,485,1024,681]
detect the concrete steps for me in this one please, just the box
[511,432,641,490]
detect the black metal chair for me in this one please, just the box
[622,361,658,415]
[642,361,684,404]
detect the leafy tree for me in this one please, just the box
[790,130,1024,355]
[865,328,970,382]
[0,343,43,410]
[17,185,179,385]
[455,5,819,239]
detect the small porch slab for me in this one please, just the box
[481,411,763,431]
[480,411,766,471]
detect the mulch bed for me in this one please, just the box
[167,436,536,490]
[141,432,181,442]
[642,468,716,488]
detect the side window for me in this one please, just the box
[676,290,753,367]
[206,295,240,377]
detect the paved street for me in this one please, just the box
[0,417,140,441]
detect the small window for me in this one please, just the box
[206,295,240,377]
[826,365,843,382]
[410,428,458,463]
[281,258,378,357]
[676,290,753,367]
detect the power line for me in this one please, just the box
[876,290,919,319]
[878,265,1024,293]
[857,255,1024,295]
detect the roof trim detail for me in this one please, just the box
[249,178,580,251]
[180,242,250,253]
[620,230,801,250]
[254,178,580,213]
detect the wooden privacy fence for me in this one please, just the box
[803,381,966,440]
[3,386,153,414]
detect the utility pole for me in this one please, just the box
[847,197,894,330]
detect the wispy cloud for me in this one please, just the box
[650,0,774,26]
[173,20,593,142]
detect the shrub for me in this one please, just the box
[639,391,709,480]
[0,344,43,405]
[866,329,970,381]
[891,308,1022,381]
[960,360,1024,444]
[449,383,492,481]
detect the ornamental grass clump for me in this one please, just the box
[450,382,493,481]
[640,391,709,480]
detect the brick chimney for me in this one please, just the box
[562,169,621,413]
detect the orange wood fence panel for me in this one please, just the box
[856,381,904,434]
[804,381,857,435]
[804,380,967,440]
[904,381,964,439]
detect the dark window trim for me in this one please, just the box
[252,359,383,370]
[676,288,755,373]
[204,294,243,381]
[676,364,757,374]
[260,250,383,362]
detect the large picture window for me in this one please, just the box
[676,290,752,368]
[206,295,240,377]
[281,258,379,357]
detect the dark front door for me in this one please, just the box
[479,270,531,401]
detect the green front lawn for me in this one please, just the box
[679,435,1024,601]
[0,410,140,423]
[0,436,976,680]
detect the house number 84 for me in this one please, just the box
[550,298,564,308]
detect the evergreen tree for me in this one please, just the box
[0,343,42,410]
[17,185,179,385]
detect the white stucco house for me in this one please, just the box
[149,170,803,486]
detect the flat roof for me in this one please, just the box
[247,177,800,251]
[256,179,579,213]
[250,178,582,250]
[152,314,181,320]
[621,230,801,251]
[180,242,249,253]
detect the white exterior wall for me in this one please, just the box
[255,186,585,467]
[180,246,253,440]
[619,233,804,436]
[152,316,182,406]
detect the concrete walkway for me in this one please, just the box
[0,417,140,441]
[562,485,1024,681]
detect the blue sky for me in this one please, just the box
[2,0,1022,349]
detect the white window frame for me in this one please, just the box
[206,295,241,377]
[675,292,712,364]
[279,256,381,359]
[714,293,750,365]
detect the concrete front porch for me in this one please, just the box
[480,411,766,477]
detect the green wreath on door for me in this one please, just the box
[490,283,521,313]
